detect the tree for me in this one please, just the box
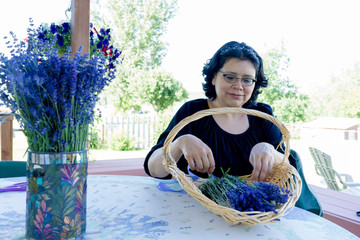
[91,0,188,112]
[310,63,360,118]
[142,69,188,112]
[258,44,310,123]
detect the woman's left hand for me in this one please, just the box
[249,142,275,182]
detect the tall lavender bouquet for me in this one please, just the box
[0,20,119,152]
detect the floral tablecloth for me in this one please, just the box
[0,175,359,240]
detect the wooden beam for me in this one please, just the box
[1,114,14,160]
[71,0,90,55]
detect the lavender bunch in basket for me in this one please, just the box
[0,19,120,152]
[199,169,291,214]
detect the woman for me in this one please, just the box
[144,41,289,181]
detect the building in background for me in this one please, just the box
[301,117,360,141]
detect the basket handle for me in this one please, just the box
[162,107,291,172]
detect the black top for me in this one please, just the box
[144,98,285,179]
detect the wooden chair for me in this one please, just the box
[309,147,360,191]
[0,161,26,178]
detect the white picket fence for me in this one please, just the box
[101,113,158,149]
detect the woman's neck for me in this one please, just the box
[207,99,249,134]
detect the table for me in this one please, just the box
[1,175,359,240]
[310,184,360,236]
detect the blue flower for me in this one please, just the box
[96,41,102,49]
[57,35,64,47]
[50,23,57,34]
[35,21,121,72]
[38,31,47,40]
[103,38,109,46]
[61,22,70,34]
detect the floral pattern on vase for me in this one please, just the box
[26,149,88,239]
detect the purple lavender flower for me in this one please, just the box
[67,61,77,97]
[51,130,59,143]
[0,20,119,152]
[200,171,291,214]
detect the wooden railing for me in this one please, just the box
[0,113,14,161]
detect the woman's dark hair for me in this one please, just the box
[202,41,268,107]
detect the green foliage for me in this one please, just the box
[260,45,360,121]
[152,109,173,145]
[88,127,104,150]
[142,70,188,112]
[88,116,106,150]
[109,133,136,151]
[271,97,309,123]
[309,63,360,118]
[99,0,177,69]
[91,0,186,113]
[259,44,310,123]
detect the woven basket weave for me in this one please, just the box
[162,107,302,225]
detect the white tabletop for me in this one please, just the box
[0,175,359,240]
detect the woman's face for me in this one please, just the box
[212,58,256,108]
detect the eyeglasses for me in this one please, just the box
[218,71,257,86]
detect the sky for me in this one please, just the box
[2,0,360,95]
[0,1,71,53]
[161,0,360,94]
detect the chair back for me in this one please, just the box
[0,161,26,178]
[309,147,343,191]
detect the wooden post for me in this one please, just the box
[102,124,105,143]
[1,114,14,160]
[71,0,90,56]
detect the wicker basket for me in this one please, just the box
[162,107,302,225]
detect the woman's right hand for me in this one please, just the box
[174,134,215,175]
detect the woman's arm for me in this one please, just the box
[147,135,216,178]
[249,142,289,181]
[147,139,183,178]
[248,103,290,181]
